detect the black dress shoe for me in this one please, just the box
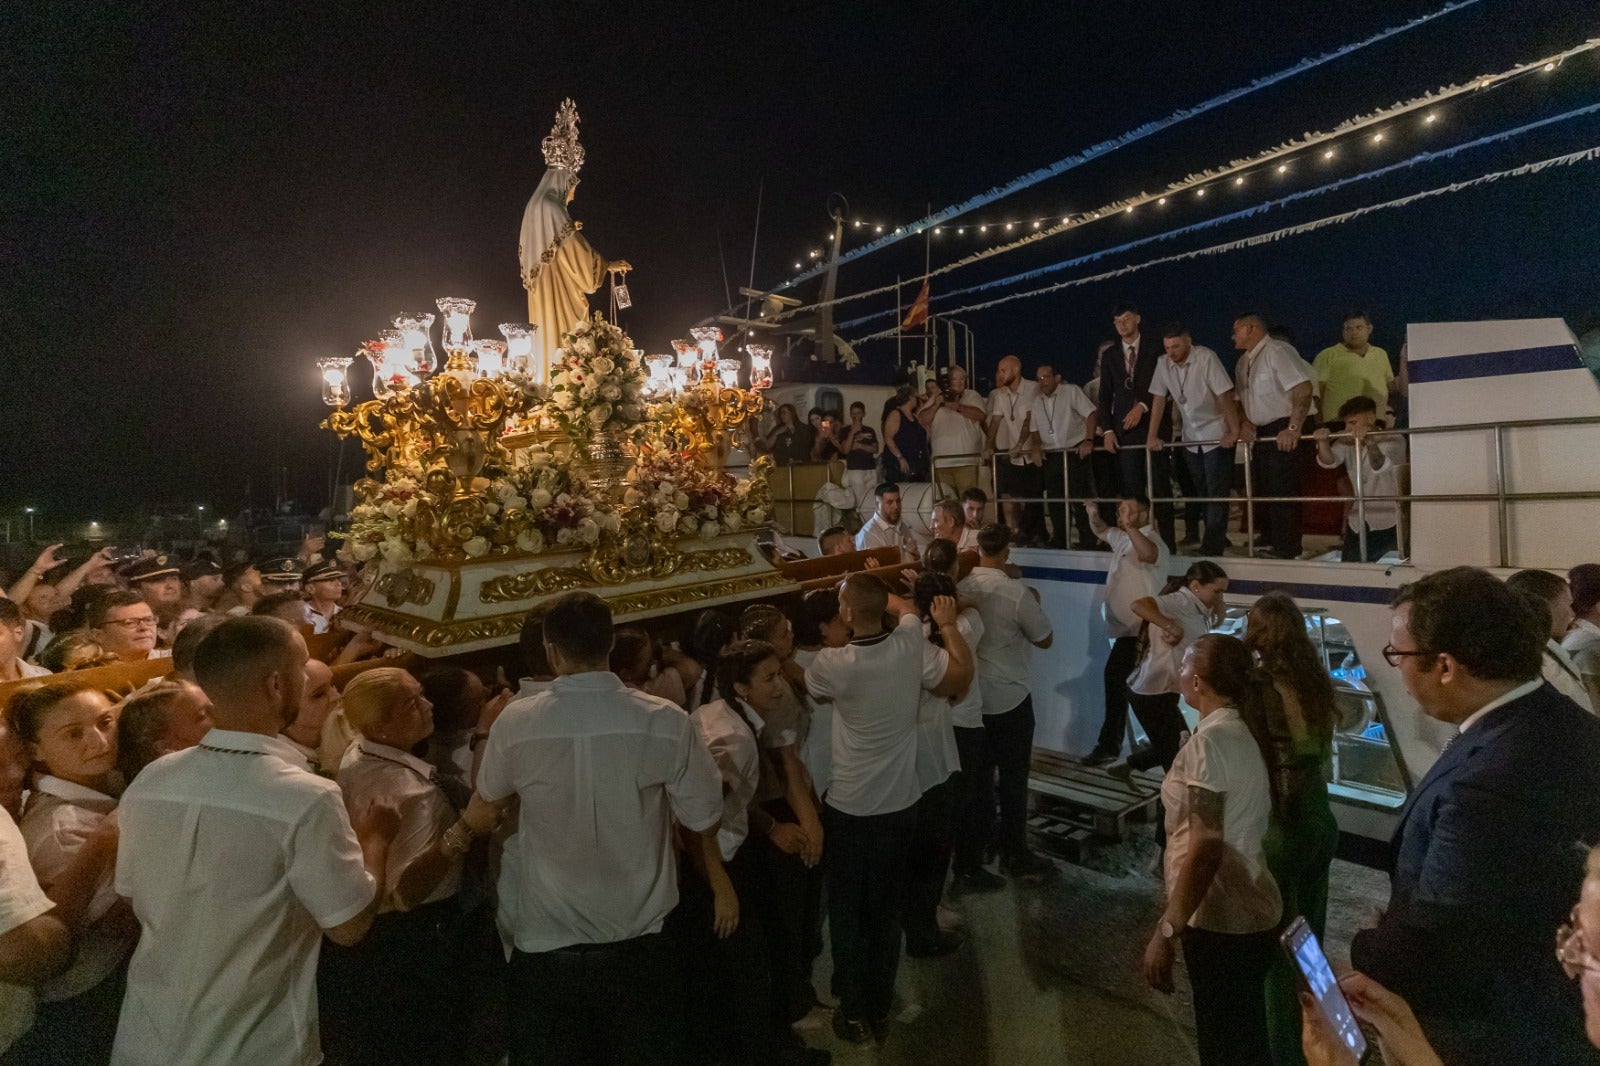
[1083,747,1119,766]
[952,867,1007,893]
[831,1014,872,1044]
[905,929,965,957]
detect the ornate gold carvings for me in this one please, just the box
[373,569,437,608]
[478,566,595,605]
[474,545,754,605]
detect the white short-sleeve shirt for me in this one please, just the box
[855,512,918,556]
[957,566,1053,715]
[1316,436,1407,532]
[988,381,1040,465]
[1102,525,1169,639]
[476,672,723,953]
[336,739,462,912]
[792,647,835,798]
[1161,707,1282,934]
[1235,336,1312,426]
[0,808,53,1055]
[806,615,948,816]
[693,699,763,861]
[1148,346,1235,451]
[1127,587,1216,696]
[1029,384,1097,450]
[20,778,132,1001]
[915,610,983,790]
[113,730,376,1066]
[929,390,987,461]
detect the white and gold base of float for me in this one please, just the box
[340,531,794,657]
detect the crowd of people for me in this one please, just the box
[1,501,1598,1063]
[759,307,1411,561]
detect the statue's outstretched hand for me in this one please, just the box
[609,260,633,274]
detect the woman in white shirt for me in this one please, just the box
[9,680,135,1065]
[1115,560,1230,778]
[1143,634,1282,1066]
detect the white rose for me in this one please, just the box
[525,448,551,467]
[698,521,719,540]
[554,390,577,410]
[656,509,678,533]
[747,508,766,524]
[529,488,553,509]
[381,538,413,563]
[678,515,699,535]
[401,498,418,517]
[722,514,742,533]
[700,506,718,521]
[381,501,402,519]
[588,404,613,425]
[618,403,641,421]
[598,511,620,532]
[556,527,575,546]
[591,356,615,375]
[463,536,490,558]
[601,384,621,401]
[577,519,600,545]
[515,529,546,554]
[351,541,379,562]
[675,492,690,510]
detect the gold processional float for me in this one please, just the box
[317,99,792,656]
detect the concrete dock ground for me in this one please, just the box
[800,824,1391,1064]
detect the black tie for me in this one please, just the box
[1125,345,1137,378]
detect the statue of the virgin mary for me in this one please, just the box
[518,99,630,381]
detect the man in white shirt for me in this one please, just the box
[854,481,921,560]
[88,592,168,664]
[1084,497,1169,765]
[301,560,346,635]
[1147,325,1241,557]
[114,616,398,1066]
[957,524,1056,881]
[1232,312,1313,559]
[1023,363,1098,549]
[805,574,971,1043]
[465,591,724,1065]
[984,355,1042,543]
[1505,569,1595,714]
[959,488,987,552]
[927,365,988,494]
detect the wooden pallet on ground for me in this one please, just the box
[1028,747,1162,843]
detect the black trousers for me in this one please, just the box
[1170,444,1202,540]
[997,461,1045,542]
[824,801,918,1022]
[1127,691,1187,772]
[1183,926,1277,1066]
[319,897,478,1066]
[1090,449,1121,525]
[1250,420,1302,556]
[951,724,992,874]
[675,847,776,1065]
[9,960,126,1066]
[1097,636,1142,754]
[752,817,824,1025]
[903,778,957,947]
[508,930,682,1066]
[1341,524,1397,562]
[1039,452,1097,548]
[1117,439,1175,549]
[1184,446,1235,556]
[982,696,1037,859]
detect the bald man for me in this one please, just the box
[984,355,1042,544]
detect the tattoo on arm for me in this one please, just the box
[1187,785,1225,831]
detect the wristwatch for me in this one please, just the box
[1158,918,1178,941]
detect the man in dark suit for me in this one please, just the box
[1352,566,1600,1066]
[1096,302,1175,549]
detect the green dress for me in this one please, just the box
[1261,714,1339,1066]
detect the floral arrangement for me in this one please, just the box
[546,312,649,443]
[625,449,770,539]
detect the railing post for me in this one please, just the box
[1354,435,1368,563]
[1243,444,1256,559]
[1062,446,1072,548]
[1493,424,1509,568]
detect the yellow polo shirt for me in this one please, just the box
[1312,343,1393,420]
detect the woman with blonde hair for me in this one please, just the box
[1244,592,1340,1066]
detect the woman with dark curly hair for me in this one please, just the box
[1243,590,1340,1066]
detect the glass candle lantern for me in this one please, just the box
[646,354,675,397]
[716,359,741,388]
[319,356,353,407]
[500,323,536,376]
[690,325,722,360]
[436,297,475,354]
[393,314,434,375]
[747,344,774,390]
[472,339,507,376]
[674,341,702,387]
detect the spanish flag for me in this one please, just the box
[901,279,930,331]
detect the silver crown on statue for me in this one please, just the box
[541,98,585,174]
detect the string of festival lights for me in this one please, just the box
[833,100,1600,333]
[777,37,1599,302]
[846,143,1600,343]
[761,0,1483,295]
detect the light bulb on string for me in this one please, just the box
[1324,149,1335,159]
[1125,205,1134,213]
[1196,188,1206,197]
[1425,113,1437,124]
[1235,176,1245,185]
[1543,62,1555,72]
[979,225,987,233]
[853,220,862,227]
[1032,220,1040,229]
[1158,197,1167,205]
[1005,223,1014,230]
[957,227,964,234]
[875,225,884,233]
[1277,164,1288,174]
[1373,132,1384,143]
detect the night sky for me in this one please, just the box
[7,0,1598,525]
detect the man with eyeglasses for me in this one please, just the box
[87,591,169,663]
[1351,566,1600,1066]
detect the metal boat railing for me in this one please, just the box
[758,413,1600,566]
